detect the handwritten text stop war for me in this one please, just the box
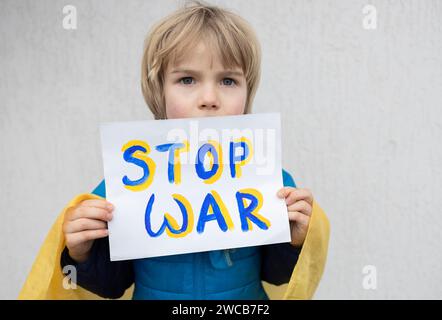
[121,137,271,238]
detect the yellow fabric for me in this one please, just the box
[19,194,329,300]
[265,200,330,299]
[18,193,132,300]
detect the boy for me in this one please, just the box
[20,1,329,300]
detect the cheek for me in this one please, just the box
[164,87,192,119]
[225,89,247,114]
[237,94,247,113]
[166,103,191,119]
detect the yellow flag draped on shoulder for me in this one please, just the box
[19,194,329,300]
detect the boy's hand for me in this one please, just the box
[277,187,313,247]
[62,199,114,263]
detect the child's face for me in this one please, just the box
[164,41,247,119]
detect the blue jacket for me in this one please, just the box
[61,169,301,299]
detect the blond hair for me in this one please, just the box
[141,1,261,119]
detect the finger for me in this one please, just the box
[277,187,295,199]
[66,229,109,247]
[63,218,107,234]
[279,187,313,206]
[78,199,114,211]
[294,188,313,205]
[284,190,299,206]
[69,206,113,222]
[287,200,312,217]
[288,211,310,226]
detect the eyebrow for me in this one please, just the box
[170,69,244,77]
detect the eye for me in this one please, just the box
[222,78,236,86]
[179,77,195,85]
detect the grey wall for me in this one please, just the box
[1,0,441,299]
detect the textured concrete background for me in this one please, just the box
[1,0,441,299]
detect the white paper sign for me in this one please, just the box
[100,113,291,261]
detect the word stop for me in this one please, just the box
[121,137,253,190]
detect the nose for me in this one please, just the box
[198,83,220,111]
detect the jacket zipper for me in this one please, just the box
[224,250,233,267]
